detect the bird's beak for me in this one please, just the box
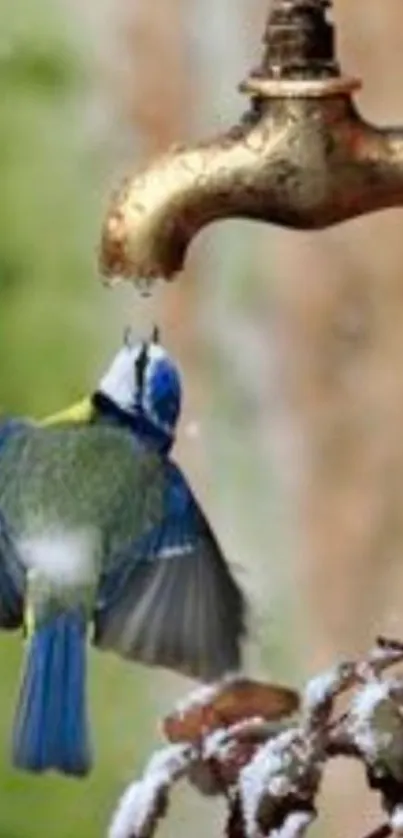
[123,326,134,348]
[151,324,160,344]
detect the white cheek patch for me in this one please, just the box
[98,342,178,430]
[18,528,96,588]
[98,347,140,412]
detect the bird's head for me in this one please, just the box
[95,327,182,440]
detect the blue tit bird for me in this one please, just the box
[0,329,246,778]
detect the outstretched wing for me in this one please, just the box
[93,461,247,681]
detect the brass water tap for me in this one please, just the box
[99,0,403,286]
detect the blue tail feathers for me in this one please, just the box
[12,609,91,777]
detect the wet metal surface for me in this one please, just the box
[99,0,403,283]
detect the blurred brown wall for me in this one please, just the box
[255,4,403,831]
[99,0,403,683]
[262,0,403,666]
[76,0,403,833]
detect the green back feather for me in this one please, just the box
[0,423,164,575]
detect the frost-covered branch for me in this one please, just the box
[107,639,403,838]
[109,744,193,838]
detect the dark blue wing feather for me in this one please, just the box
[93,461,246,680]
[0,510,25,629]
[0,419,28,629]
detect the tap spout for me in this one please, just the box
[99,112,290,283]
[362,124,403,209]
[99,0,403,286]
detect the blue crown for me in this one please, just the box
[142,351,182,436]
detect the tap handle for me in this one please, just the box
[255,0,339,80]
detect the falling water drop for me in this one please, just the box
[135,276,157,298]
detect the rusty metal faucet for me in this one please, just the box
[99,0,403,286]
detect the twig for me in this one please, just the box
[360,822,391,838]
[106,638,403,838]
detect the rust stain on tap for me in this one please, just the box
[99,0,403,286]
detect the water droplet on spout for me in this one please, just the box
[133,275,164,298]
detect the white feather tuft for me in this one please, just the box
[18,528,96,587]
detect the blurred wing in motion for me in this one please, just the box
[93,461,247,681]
[0,513,25,629]
[0,420,28,629]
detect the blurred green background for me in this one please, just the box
[0,1,294,834]
[0,1,156,835]
[2,0,403,836]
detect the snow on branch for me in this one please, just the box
[107,639,403,838]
